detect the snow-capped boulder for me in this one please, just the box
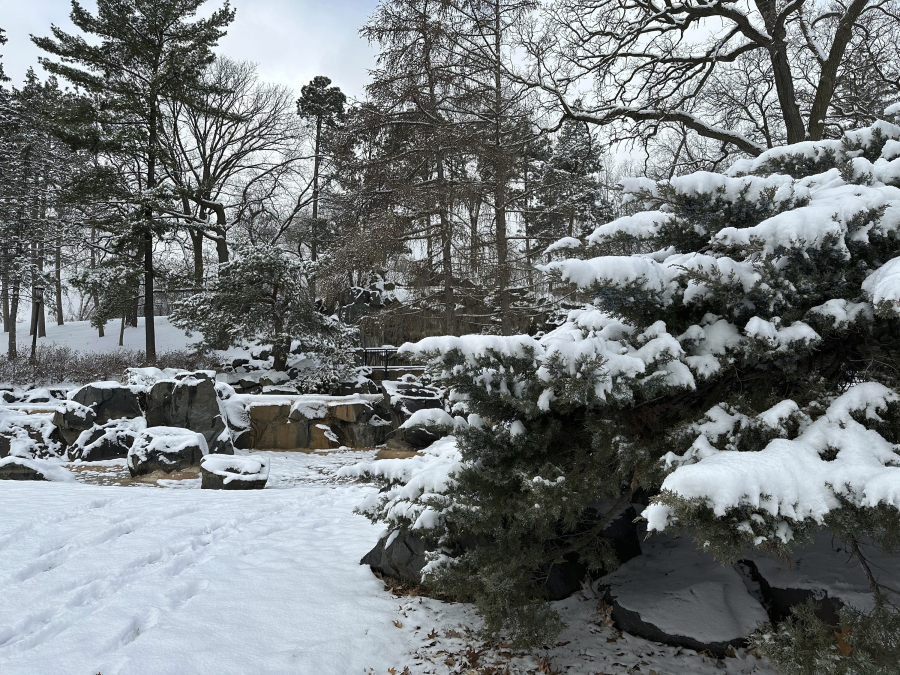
[51,401,97,446]
[68,418,146,462]
[145,372,233,455]
[0,456,73,481]
[601,534,770,656]
[127,426,208,477]
[382,381,445,449]
[0,412,63,458]
[200,455,269,490]
[361,531,431,586]
[71,382,142,425]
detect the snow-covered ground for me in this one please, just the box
[0,449,774,675]
[0,317,195,356]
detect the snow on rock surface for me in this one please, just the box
[127,427,208,476]
[602,534,770,655]
[0,456,74,482]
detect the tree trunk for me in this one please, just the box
[119,314,126,347]
[756,0,805,144]
[492,2,511,334]
[8,275,20,360]
[190,229,204,286]
[90,225,104,338]
[1,269,9,333]
[806,0,869,140]
[144,98,158,362]
[55,236,64,325]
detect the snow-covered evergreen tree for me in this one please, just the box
[170,243,356,382]
[359,116,900,664]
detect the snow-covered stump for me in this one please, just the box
[127,427,208,477]
[199,455,269,490]
[0,456,74,482]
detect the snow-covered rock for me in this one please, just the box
[70,382,142,425]
[145,371,234,455]
[127,426,208,477]
[68,418,147,462]
[601,535,770,656]
[51,400,97,446]
[200,455,269,490]
[0,456,73,482]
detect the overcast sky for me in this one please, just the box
[1,0,380,98]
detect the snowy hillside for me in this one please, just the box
[0,317,195,356]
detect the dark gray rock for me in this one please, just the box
[52,402,98,446]
[200,455,268,490]
[1,390,18,403]
[361,531,431,586]
[145,374,233,455]
[127,426,207,477]
[541,505,643,601]
[601,534,769,657]
[71,383,142,425]
[68,420,143,462]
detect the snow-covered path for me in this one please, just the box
[0,454,413,675]
[0,450,776,675]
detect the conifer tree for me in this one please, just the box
[33,0,235,361]
[297,75,346,266]
[363,117,900,663]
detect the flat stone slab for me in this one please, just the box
[601,534,770,656]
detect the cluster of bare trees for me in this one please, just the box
[5,0,900,358]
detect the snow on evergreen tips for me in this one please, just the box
[350,119,900,660]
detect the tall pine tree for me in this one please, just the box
[33,0,234,360]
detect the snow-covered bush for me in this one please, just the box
[170,243,357,375]
[375,119,900,654]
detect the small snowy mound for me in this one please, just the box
[128,426,208,477]
[0,456,74,482]
[200,455,269,490]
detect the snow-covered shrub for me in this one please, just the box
[378,119,900,651]
[170,243,357,375]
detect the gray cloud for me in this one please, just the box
[1,0,378,97]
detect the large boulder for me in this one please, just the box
[0,456,73,481]
[51,401,98,446]
[71,382,142,425]
[382,381,445,449]
[145,372,233,454]
[601,534,770,657]
[542,503,643,601]
[200,455,269,490]
[0,412,63,459]
[746,532,900,625]
[68,418,146,462]
[361,531,430,586]
[127,426,208,477]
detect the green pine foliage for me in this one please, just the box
[378,118,900,659]
[169,243,356,382]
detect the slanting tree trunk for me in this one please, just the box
[756,0,805,144]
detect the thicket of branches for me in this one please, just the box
[2,0,899,358]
